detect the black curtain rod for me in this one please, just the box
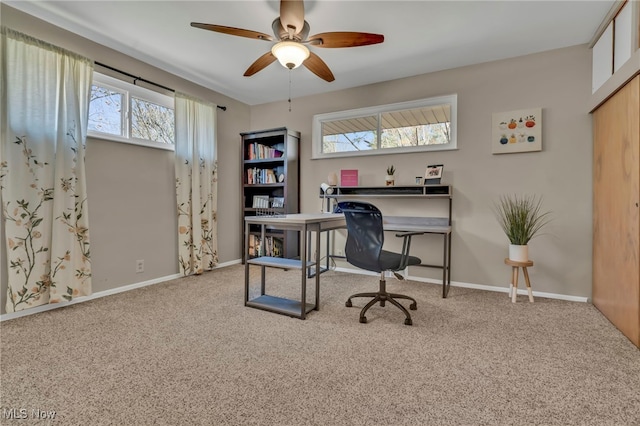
[95,61,227,111]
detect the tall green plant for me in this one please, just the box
[494,195,551,245]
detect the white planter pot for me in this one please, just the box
[385,175,395,186]
[509,244,529,262]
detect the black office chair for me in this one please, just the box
[337,201,422,325]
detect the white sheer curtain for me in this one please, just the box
[1,28,93,312]
[174,93,219,275]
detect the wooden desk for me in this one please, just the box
[244,213,345,319]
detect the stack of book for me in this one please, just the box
[247,143,283,160]
[248,235,283,258]
[246,168,278,184]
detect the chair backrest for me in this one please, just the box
[337,201,385,273]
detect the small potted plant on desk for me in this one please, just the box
[494,194,551,262]
[386,165,395,186]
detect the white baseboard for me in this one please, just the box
[0,259,242,322]
[1,259,587,321]
[333,266,589,303]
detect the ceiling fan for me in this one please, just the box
[191,0,384,82]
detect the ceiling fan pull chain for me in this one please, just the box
[288,69,292,112]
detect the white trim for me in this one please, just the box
[333,266,590,303]
[588,0,628,48]
[87,133,175,151]
[88,72,175,151]
[93,72,173,108]
[312,94,458,160]
[0,259,242,322]
[1,259,586,321]
[214,259,242,269]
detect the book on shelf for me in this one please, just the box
[272,237,283,257]
[247,143,284,160]
[248,234,260,257]
[252,195,270,208]
[246,167,279,185]
[248,234,284,257]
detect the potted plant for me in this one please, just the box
[386,165,395,186]
[494,194,551,262]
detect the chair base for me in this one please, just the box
[345,273,417,325]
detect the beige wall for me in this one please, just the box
[1,5,248,313]
[1,4,594,313]
[250,45,593,298]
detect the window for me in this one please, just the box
[88,72,175,150]
[312,94,457,159]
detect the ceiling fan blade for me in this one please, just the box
[280,0,305,36]
[191,23,273,41]
[244,52,277,77]
[303,52,335,82]
[308,32,384,48]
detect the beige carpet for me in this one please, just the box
[1,264,639,425]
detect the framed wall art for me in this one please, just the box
[492,107,542,154]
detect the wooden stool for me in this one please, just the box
[504,258,534,303]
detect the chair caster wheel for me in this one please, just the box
[359,316,367,324]
[410,303,417,310]
[404,318,413,326]
[380,301,386,307]
[345,300,352,307]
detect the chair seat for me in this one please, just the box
[379,250,421,272]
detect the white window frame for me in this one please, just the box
[312,94,457,159]
[88,72,175,151]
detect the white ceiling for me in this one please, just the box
[6,0,614,105]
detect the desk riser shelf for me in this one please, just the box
[321,185,452,227]
[324,184,451,197]
[329,194,450,198]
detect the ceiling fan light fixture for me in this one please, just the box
[271,41,309,70]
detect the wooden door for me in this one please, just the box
[593,75,640,347]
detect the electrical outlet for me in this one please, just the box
[136,259,144,273]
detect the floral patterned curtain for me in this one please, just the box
[1,28,93,312]
[174,93,218,275]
